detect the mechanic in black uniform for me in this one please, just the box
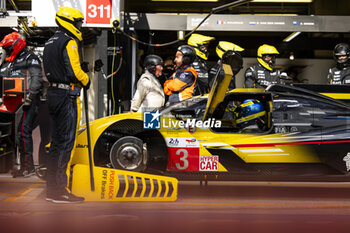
[209,41,245,90]
[187,33,215,95]
[327,43,350,85]
[43,6,89,203]
[244,44,288,88]
[0,32,43,178]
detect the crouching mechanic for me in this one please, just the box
[43,6,90,203]
[245,44,288,88]
[131,54,165,112]
[164,45,197,104]
[0,32,43,177]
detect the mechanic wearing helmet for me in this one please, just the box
[43,7,89,203]
[245,44,288,88]
[131,54,165,112]
[164,45,197,103]
[327,43,350,85]
[0,32,43,178]
[235,99,267,131]
[187,33,215,95]
[209,41,245,90]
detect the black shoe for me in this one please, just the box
[50,193,85,204]
[12,169,25,178]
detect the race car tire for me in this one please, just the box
[109,136,146,172]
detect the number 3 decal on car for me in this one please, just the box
[175,149,189,170]
[166,138,200,171]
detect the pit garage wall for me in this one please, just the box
[235,58,334,88]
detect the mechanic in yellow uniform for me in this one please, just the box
[43,7,90,203]
[244,44,288,88]
[187,33,215,95]
[164,45,197,103]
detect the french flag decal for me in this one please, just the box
[217,20,224,25]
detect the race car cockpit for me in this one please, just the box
[211,92,273,133]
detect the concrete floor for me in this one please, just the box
[2,173,350,233]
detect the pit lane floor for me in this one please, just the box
[2,173,350,233]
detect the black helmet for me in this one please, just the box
[177,45,196,65]
[334,43,350,67]
[144,54,163,74]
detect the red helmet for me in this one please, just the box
[0,32,26,62]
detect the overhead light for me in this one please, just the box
[152,0,219,2]
[283,31,301,42]
[289,52,295,60]
[252,0,313,2]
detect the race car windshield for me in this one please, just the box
[161,96,207,118]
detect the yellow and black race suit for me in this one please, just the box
[244,64,283,89]
[164,65,197,103]
[43,30,89,196]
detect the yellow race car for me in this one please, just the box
[72,58,350,182]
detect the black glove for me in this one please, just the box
[81,61,89,73]
[22,93,33,111]
[84,79,91,90]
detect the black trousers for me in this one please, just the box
[17,96,40,171]
[46,87,79,195]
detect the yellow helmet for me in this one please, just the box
[187,33,215,60]
[55,7,84,41]
[216,41,245,59]
[257,44,279,71]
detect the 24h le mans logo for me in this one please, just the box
[143,111,161,129]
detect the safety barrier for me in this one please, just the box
[71,164,178,202]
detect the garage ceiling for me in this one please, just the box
[4,0,350,59]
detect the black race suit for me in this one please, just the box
[6,49,43,173]
[244,64,286,88]
[327,66,350,85]
[192,57,209,95]
[43,30,89,196]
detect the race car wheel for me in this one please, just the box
[109,136,146,172]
